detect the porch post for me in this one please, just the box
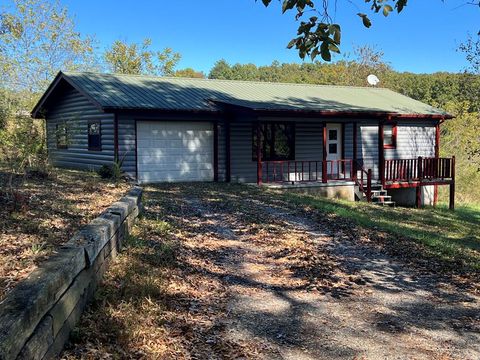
[416,186,422,208]
[378,122,385,185]
[256,122,262,185]
[449,156,455,210]
[434,123,440,206]
[322,123,327,183]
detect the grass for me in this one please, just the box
[279,191,480,272]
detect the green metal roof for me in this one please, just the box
[34,71,451,117]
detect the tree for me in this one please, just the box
[0,0,95,180]
[174,68,205,78]
[0,0,95,98]
[459,33,480,75]
[208,59,234,79]
[458,33,480,170]
[104,38,181,76]
[259,0,480,62]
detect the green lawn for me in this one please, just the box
[278,191,480,272]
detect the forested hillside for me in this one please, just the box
[207,56,480,204]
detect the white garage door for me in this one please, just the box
[137,121,214,183]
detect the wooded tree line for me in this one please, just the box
[0,0,478,203]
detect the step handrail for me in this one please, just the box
[354,161,372,202]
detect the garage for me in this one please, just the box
[136,121,214,183]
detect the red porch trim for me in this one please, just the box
[383,123,397,149]
[384,180,453,189]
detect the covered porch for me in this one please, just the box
[253,119,456,209]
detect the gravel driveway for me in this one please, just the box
[63,183,480,359]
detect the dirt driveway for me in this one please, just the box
[64,183,480,359]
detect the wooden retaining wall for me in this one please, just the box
[0,187,143,360]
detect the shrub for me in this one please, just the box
[97,161,122,181]
[96,153,127,182]
[97,164,115,179]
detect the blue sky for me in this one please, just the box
[62,0,478,74]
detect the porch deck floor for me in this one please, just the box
[253,180,356,189]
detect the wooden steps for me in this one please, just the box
[355,184,396,207]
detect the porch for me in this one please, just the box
[256,157,456,209]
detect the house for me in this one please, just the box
[31,71,455,209]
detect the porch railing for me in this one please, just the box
[260,159,353,184]
[384,157,455,184]
[353,161,372,202]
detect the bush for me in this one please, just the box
[25,165,54,180]
[0,115,47,195]
[97,161,123,181]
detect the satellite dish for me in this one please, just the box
[367,74,380,86]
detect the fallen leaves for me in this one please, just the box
[0,168,130,300]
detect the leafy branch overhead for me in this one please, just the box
[258,0,410,61]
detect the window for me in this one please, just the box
[56,122,68,149]
[329,129,338,141]
[329,144,338,154]
[88,120,101,151]
[252,122,295,161]
[383,124,397,149]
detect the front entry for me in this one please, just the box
[326,123,342,177]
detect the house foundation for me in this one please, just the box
[261,181,355,201]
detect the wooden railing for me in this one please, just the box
[353,161,372,202]
[260,159,353,184]
[384,157,455,184]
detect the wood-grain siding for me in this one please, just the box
[358,120,437,180]
[44,89,436,184]
[385,121,436,160]
[359,121,380,179]
[46,87,114,170]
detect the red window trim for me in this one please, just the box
[383,123,397,149]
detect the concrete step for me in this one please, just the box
[377,201,396,207]
[372,190,388,197]
[372,196,392,203]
